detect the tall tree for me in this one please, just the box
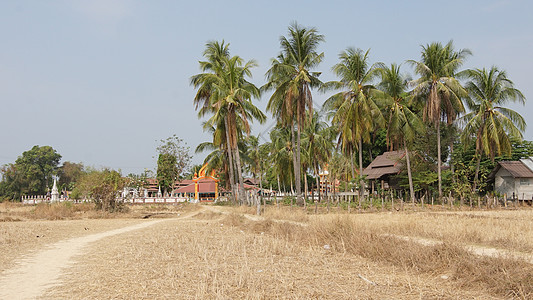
[323,48,385,204]
[265,125,295,193]
[263,22,324,205]
[57,161,84,192]
[460,66,526,191]
[408,41,470,198]
[0,145,61,200]
[191,41,237,201]
[301,112,334,202]
[191,41,266,204]
[377,63,424,204]
[155,135,191,196]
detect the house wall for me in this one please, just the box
[495,169,533,200]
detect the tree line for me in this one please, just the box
[0,137,192,211]
[192,22,529,205]
[1,22,529,209]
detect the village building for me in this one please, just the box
[144,164,222,202]
[362,150,405,191]
[318,169,340,194]
[489,158,533,201]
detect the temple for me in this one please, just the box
[145,164,220,202]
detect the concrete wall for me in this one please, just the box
[495,169,533,200]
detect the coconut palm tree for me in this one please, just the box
[323,48,385,204]
[377,63,425,204]
[191,41,266,204]
[301,112,334,203]
[460,66,526,191]
[263,22,324,205]
[267,125,295,193]
[408,41,470,198]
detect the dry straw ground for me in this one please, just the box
[1,202,532,299]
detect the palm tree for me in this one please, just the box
[191,41,266,204]
[323,48,385,205]
[460,66,526,191]
[301,112,334,203]
[244,135,267,211]
[266,125,295,194]
[263,22,324,205]
[408,41,470,198]
[377,63,425,204]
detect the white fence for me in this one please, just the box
[126,197,189,204]
[21,196,190,205]
[21,196,70,205]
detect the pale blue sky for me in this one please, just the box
[1,0,532,174]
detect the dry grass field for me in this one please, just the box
[1,202,532,299]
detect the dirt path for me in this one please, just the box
[0,219,168,300]
[385,234,533,264]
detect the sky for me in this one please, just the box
[1,0,532,175]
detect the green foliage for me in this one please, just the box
[155,135,192,195]
[395,152,439,194]
[72,168,125,212]
[362,129,388,167]
[451,138,533,195]
[91,169,126,212]
[58,161,84,192]
[0,145,61,200]
[282,196,296,205]
[125,172,149,191]
[460,67,526,160]
[410,122,451,165]
[157,153,178,195]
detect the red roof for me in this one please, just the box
[174,178,218,194]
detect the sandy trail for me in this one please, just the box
[385,234,533,264]
[0,219,167,300]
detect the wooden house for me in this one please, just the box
[362,150,405,191]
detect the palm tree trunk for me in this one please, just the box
[315,171,320,204]
[404,141,415,205]
[225,117,237,204]
[277,174,281,207]
[233,144,246,205]
[436,121,443,199]
[350,151,356,179]
[303,169,308,207]
[259,171,263,207]
[316,164,322,202]
[358,138,365,209]
[473,153,482,192]
[295,124,303,205]
[260,172,266,214]
[449,137,455,184]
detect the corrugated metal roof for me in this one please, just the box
[498,161,533,178]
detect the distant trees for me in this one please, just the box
[58,162,84,192]
[0,145,61,200]
[156,135,192,196]
[71,168,126,212]
[188,25,529,208]
[3,25,529,208]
